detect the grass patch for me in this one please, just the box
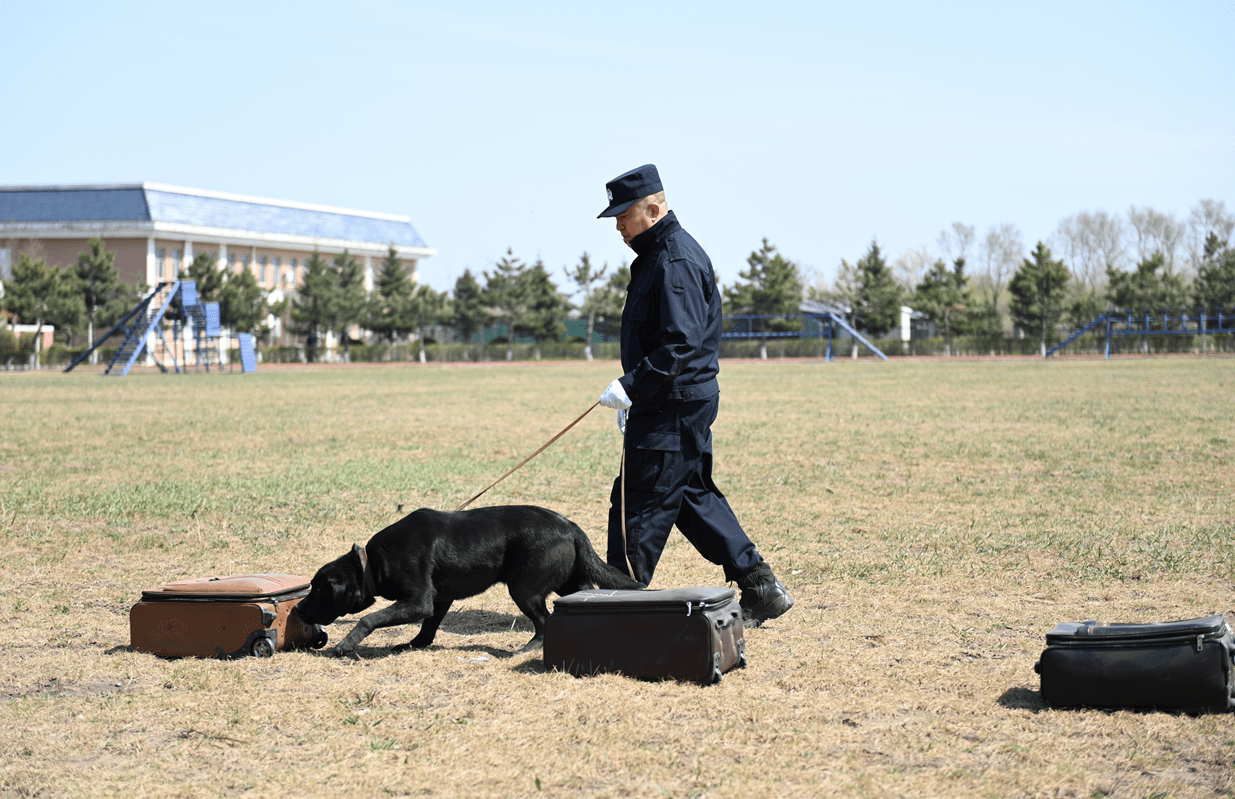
[1,358,1233,797]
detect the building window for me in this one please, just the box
[287,258,297,284]
[258,256,268,284]
[273,257,281,286]
[0,248,11,281]
[156,248,166,279]
[173,250,182,277]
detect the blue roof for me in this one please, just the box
[0,184,428,249]
[0,187,150,223]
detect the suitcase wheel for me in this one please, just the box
[251,637,276,658]
[311,629,329,650]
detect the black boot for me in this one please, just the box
[736,562,793,628]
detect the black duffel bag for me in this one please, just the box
[1035,614,1235,714]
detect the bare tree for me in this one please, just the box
[1185,199,1234,275]
[893,244,932,295]
[1089,211,1127,278]
[936,222,975,264]
[976,223,1023,308]
[1127,205,1184,275]
[1053,210,1126,292]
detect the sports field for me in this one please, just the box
[1,357,1233,798]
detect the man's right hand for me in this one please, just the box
[599,378,632,410]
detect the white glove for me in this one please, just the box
[599,378,632,410]
[617,408,627,435]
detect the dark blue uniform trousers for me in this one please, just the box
[607,394,762,586]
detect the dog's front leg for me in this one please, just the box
[334,599,429,657]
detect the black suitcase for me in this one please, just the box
[543,587,746,685]
[1035,614,1235,714]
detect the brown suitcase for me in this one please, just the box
[543,587,747,685]
[130,574,328,659]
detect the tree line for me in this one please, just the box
[0,241,284,366]
[810,198,1235,356]
[4,196,1232,365]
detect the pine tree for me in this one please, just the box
[521,259,567,360]
[95,281,143,335]
[1009,242,1071,357]
[290,251,335,360]
[219,266,268,338]
[724,238,804,359]
[485,249,529,361]
[594,263,630,342]
[1106,252,1189,312]
[1,254,84,367]
[333,250,366,360]
[912,257,971,356]
[451,269,488,359]
[407,283,448,363]
[185,250,226,302]
[1193,232,1234,310]
[564,252,607,360]
[74,238,121,361]
[368,245,415,345]
[854,240,902,337]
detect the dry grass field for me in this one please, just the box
[1,356,1233,798]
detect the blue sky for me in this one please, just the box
[3,1,1232,295]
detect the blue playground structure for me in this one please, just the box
[64,280,255,375]
[723,301,888,361]
[1046,308,1234,359]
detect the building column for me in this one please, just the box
[184,239,194,274]
[147,238,156,285]
[219,242,229,271]
[364,254,374,294]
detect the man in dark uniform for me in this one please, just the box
[596,164,793,628]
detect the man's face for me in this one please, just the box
[615,202,655,246]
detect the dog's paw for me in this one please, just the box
[517,637,545,653]
[332,644,358,659]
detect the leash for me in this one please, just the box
[354,544,377,601]
[620,446,635,580]
[455,401,601,512]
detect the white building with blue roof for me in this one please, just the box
[0,182,434,298]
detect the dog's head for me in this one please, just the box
[293,545,371,626]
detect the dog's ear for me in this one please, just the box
[351,543,363,558]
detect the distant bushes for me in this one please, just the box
[5,331,1230,370]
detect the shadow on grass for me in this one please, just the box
[998,686,1046,712]
[439,608,531,636]
[513,658,548,675]
[452,642,529,660]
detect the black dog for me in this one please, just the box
[294,505,643,656]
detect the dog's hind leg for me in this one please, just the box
[334,597,433,656]
[507,587,552,652]
[391,599,452,653]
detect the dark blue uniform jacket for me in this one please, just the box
[617,211,722,405]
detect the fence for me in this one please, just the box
[1047,308,1235,358]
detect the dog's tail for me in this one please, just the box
[573,529,645,590]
